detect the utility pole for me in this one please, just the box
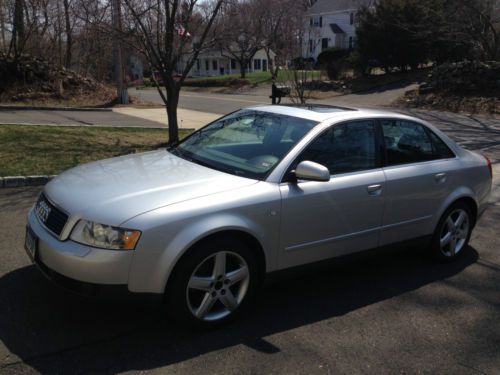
[111,0,128,104]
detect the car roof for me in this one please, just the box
[245,104,419,124]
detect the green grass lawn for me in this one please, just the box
[186,71,274,85]
[0,125,192,177]
[185,70,323,85]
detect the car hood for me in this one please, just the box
[44,150,257,226]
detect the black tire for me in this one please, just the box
[430,201,474,262]
[165,236,259,329]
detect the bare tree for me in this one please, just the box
[217,0,263,78]
[258,0,304,76]
[457,0,499,60]
[118,0,225,144]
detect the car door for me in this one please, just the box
[379,119,457,246]
[279,120,386,269]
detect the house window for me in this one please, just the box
[349,37,353,50]
[309,39,313,53]
[310,18,313,27]
[322,38,329,50]
[196,59,200,70]
[231,59,236,70]
[350,12,354,25]
[262,59,267,72]
[319,16,323,27]
[254,59,261,70]
[212,60,218,70]
[205,60,209,71]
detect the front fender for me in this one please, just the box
[124,183,281,294]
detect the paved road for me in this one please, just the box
[134,88,269,114]
[131,82,419,114]
[1,82,491,130]
[0,114,499,374]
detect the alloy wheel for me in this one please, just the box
[439,209,470,257]
[186,251,250,321]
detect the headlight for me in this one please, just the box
[70,220,141,250]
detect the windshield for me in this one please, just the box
[171,110,318,180]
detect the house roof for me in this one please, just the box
[306,0,373,15]
[330,24,345,34]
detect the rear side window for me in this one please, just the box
[428,130,455,159]
[298,120,378,174]
[381,120,435,166]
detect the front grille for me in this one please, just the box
[36,193,69,236]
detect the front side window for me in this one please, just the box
[171,111,317,180]
[381,120,435,165]
[297,120,378,175]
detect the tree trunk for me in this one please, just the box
[240,62,246,79]
[63,0,72,69]
[10,0,25,56]
[165,82,180,145]
[265,48,278,77]
[0,0,7,51]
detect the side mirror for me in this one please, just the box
[294,161,330,182]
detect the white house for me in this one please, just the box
[304,0,373,61]
[190,48,276,77]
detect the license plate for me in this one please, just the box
[24,226,38,261]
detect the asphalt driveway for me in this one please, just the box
[0,187,499,374]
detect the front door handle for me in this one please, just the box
[435,173,447,183]
[367,184,382,196]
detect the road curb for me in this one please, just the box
[0,105,113,112]
[1,175,56,188]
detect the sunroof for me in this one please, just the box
[283,104,356,113]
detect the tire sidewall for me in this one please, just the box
[432,202,473,262]
[166,236,259,329]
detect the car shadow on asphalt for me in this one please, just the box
[0,245,479,373]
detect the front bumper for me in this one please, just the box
[27,208,134,287]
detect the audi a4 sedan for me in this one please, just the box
[25,105,492,327]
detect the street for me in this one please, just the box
[0,83,422,129]
[0,110,499,373]
[132,83,419,114]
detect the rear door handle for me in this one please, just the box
[367,184,382,196]
[435,173,447,183]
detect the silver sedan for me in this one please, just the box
[25,105,492,327]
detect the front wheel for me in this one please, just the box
[166,237,259,328]
[431,202,473,262]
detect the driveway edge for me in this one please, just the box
[0,175,56,188]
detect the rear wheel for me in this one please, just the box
[166,237,259,328]
[431,202,473,261]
